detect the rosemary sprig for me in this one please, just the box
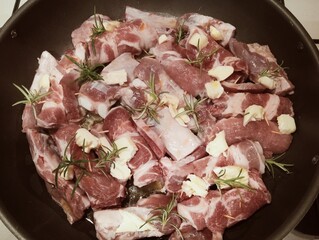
[94,142,127,169]
[12,84,50,106]
[54,158,89,196]
[187,39,218,71]
[265,153,293,177]
[259,61,286,79]
[124,73,166,123]
[175,19,186,43]
[214,168,252,192]
[140,194,184,236]
[175,95,207,132]
[53,136,89,196]
[65,55,103,85]
[90,9,106,55]
[53,134,126,196]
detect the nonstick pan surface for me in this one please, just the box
[0,0,319,239]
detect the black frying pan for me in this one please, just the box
[1,0,319,239]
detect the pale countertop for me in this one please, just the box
[1,0,319,240]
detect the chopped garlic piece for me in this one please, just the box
[158,34,168,44]
[75,128,100,153]
[206,130,228,157]
[103,20,121,32]
[258,76,276,89]
[160,93,180,109]
[78,95,93,111]
[213,166,249,189]
[181,174,209,197]
[209,25,223,41]
[41,101,59,110]
[99,136,113,152]
[97,104,108,118]
[208,66,234,81]
[110,159,131,181]
[277,114,296,134]
[168,105,190,127]
[38,74,51,93]
[60,165,74,181]
[103,69,127,85]
[131,78,147,89]
[189,32,208,50]
[243,105,265,126]
[205,81,224,99]
[116,210,156,233]
[114,135,138,163]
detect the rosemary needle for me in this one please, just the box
[53,135,126,197]
[265,153,293,178]
[140,194,184,235]
[90,9,106,55]
[12,83,50,106]
[175,95,207,132]
[65,55,103,85]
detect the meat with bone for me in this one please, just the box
[154,107,202,161]
[133,118,166,159]
[136,193,172,208]
[180,12,236,46]
[205,170,271,238]
[196,102,217,144]
[192,140,265,176]
[100,52,140,83]
[177,196,209,230]
[103,107,163,188]
[22,105,37,132]
[169,225,213,240]
[78,80,120,118]
[125,6,177,34]
[69,141,126,210]
[87,19,158,65]
[134,57,186,102]
[221,81,267,93]
[19,7,298,240]
[59,71,83,122]
[76,169,126,210]
[136,194,182,235]
[212,117,293,156]
[151,41,212,97]
[23,51,67,130]
[177,170,271,238]
[30,51,64,90]
[229,38,295,95]
[34,79,67,129]
[211,92,294,120]
[183,27,248,75]
[94,207,164,240]
[160,156,198,193]
[25,129,90,223]
[51,123,80,164]
[160,139,265,193]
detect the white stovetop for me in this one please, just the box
[0,0,318,240]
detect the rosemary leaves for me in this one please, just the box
[175,95,207,132]
[214,167,252,192]
[265,153,293,177]
[65,55,103,85]
[124,73,166,123]
[12,84,50,107]
[140,194,184,235]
